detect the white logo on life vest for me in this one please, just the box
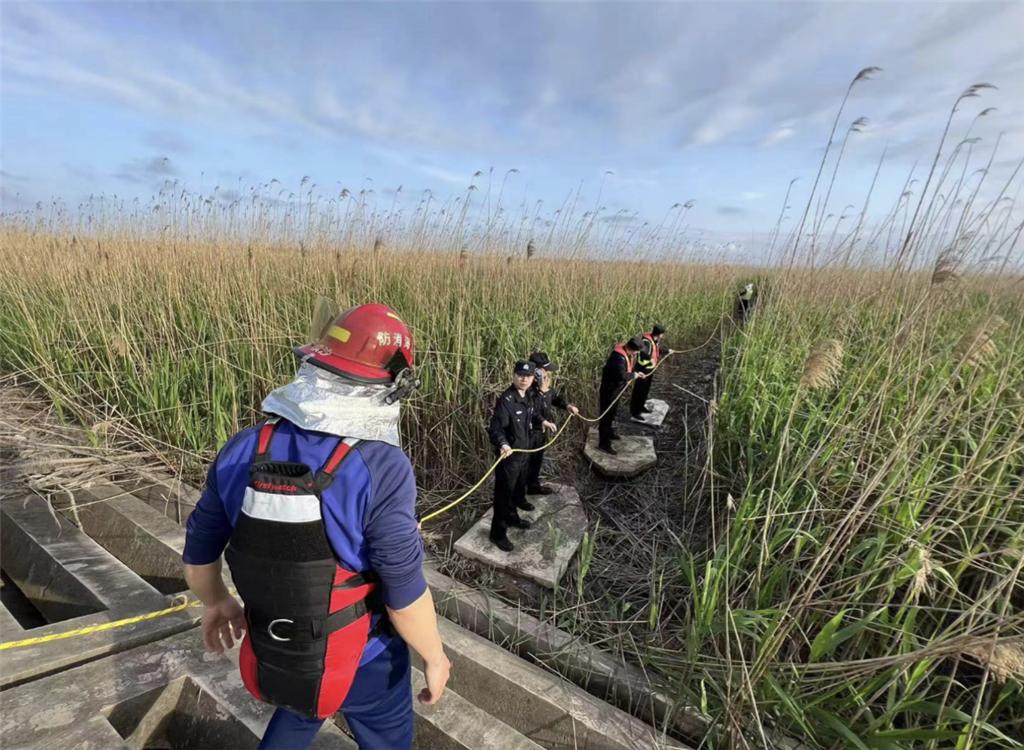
[241,487,323,523]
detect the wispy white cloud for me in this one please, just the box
[417,165,470,186]
[760,123,797,148]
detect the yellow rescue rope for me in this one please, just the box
[1,596,200,650]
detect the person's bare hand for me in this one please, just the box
[542,420,556,433]
[500,444,513,459]
[418,653,451,706]
[567,404,580,415]
[201,597,246,653]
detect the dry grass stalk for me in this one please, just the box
[800,339,844,390]
[962,640,1024,683]
[111,334,128,357]
[956,315,1005,365]
[526,239,536,259]
[895,323,913,349]
[932,248,959,285]
[909,548,934,600]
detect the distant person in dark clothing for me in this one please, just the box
[630,324,666,422]
[526,352,579,495]
[487,360,550,552]
[597,337,642,454]
[736,283,756,320]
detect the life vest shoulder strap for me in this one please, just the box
[320,437,362,477]
[253,417,360,483]
[254,417,282,462]
[612,344,634,373]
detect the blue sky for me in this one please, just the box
[2,1,1022,246]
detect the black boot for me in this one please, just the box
[610,432,622,440]
[526,485,553,496]
[490,536,514,552]
[598,442,618,455]
[630,414,646,423]
[509,517,532,530]
[517,500,536,511]
[640,406,652,414]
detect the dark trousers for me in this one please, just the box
[598,386,620,447]
[490,454,527,541]
[630,371,654,416]
[258,637,413,750]
[526,432,545,490]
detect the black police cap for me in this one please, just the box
[529,352,558,372]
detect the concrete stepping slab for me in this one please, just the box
[409,667,544,750]
[123,473,200,526]
[583,429,657,477]
[623,398,670,429]
[452,483,586,589]
[425,565,708,745]
[1,495,166,622]
[59,483,199,595]
[433,617,684,750]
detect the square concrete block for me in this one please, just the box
[453,484,587,589]
[583,429,657,477]
[623,398,670,428]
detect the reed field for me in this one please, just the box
[2,73,1022,748]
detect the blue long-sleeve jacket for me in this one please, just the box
[183,419,426,663]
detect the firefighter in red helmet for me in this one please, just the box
[183,303,448,750]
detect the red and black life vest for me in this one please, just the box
[639,332,661,369]
[225,418,386,720]
[612,343,635,373]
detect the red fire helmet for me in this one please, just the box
[294,303,414,384]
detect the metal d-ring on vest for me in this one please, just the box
[268,618,295,642]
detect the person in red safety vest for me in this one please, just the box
[182,303,449,750]
[630,324,666,422]
[597,337,643,454]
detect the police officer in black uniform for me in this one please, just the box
[487,360,539,552]
[598,337,643,454]
[526,353,579,495]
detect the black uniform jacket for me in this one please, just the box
[488,386,534,452]
[529,382,569,433]
[600,350,632,395]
